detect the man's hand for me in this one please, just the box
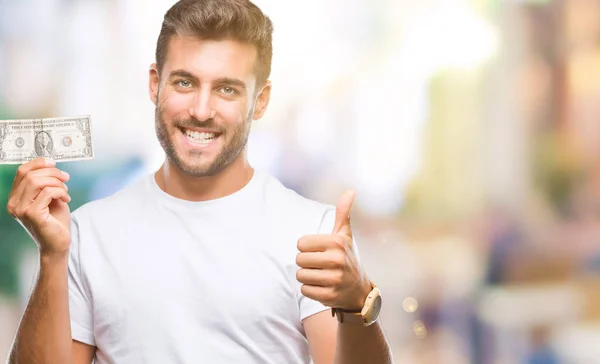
[296,190,371,311]
[6,157,72,258]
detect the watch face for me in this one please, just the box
[364,295,382,325]
[371,295,382,319]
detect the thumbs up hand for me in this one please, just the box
[296,190,372,311]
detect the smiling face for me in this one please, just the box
[149,36,271,177]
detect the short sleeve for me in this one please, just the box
[68,216,96,346]
[297,207,362,321]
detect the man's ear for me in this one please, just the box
[252,81,272,120]
[149,63,160,105]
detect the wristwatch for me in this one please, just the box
[332,282,382,326]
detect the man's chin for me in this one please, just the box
[177,161,217,177]
[175,155,229,177]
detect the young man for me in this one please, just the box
[6,0,393,363]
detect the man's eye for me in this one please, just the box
[178,80,192,88]
[221,87,236,95]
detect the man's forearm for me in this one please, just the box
[8,254,73,364]
[333,321,393,364]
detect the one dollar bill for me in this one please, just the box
[0,115,94,164]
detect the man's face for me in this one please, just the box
[150,36,270,177]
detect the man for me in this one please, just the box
[6,0,393,363]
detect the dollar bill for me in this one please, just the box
[0,115,94,164]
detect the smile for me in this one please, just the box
[181,128,221,146]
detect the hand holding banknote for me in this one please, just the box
[2,115,93,257]
[6,157,72,257]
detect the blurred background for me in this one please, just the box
[1,0,600,362]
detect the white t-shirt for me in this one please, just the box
[68,169,341,364]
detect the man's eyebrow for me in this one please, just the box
[168,70,199,83]
[214,77,247,89]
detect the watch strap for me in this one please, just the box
[331,308,366,324]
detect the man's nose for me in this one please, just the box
[189,87,216,121]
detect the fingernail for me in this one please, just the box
[45,158,55,166]
[61,171,70,179]
[63,183,68,191]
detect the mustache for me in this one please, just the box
[174,118,226,133]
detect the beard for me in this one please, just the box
[155,106,252,178]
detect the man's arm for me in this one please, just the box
[296,190,393,363]
[6,158,96,364]
[73,341,96,364]
[7,255,95,364]
[304,311,393,364]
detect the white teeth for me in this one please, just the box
[183,129,217,145]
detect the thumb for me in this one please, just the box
[332,190,356,238]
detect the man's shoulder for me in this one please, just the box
[71,174,149,221]
[259,172,335,231]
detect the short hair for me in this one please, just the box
[155,0,274,86]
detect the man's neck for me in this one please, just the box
[154,156,254,202]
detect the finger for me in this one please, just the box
[296,251,345,269]
[7,166,63,217]
[26,187,71,223]
[10,168,70,212]
[297,234,345,253]
[300,284,335,306]
[296,268,342,287]
[332,190,356,239]
[19,177,68,207]
[12,158,56,187]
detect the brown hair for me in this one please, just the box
[156,0,274,86]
